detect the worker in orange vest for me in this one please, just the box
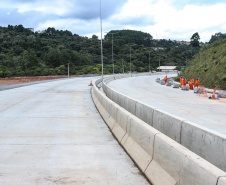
[180,76,183,88]
[188,81,193,90]
[191,77,194,84]
[164,75,168,83]
[194,78,200,88]
[190,77,194,89]
[183,77,187,86]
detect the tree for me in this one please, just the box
[46,48,61,67]
[190,32,200,47]
[209,32,226,44]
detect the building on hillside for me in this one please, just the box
[174,40,190,45]
[157,66,177,72]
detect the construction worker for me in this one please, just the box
[164,75,168,83]
[190,77,194,89]
[194,78,200,88]
[188,81,193,90]
[180,76,183,88]
[191,77,194,84]
[183,77,187,86]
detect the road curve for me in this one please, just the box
[0,77,149,185]
[107,74,226,135]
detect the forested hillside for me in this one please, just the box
[0,24,200,77]
[181,38,226,90]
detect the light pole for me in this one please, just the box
[110,33,117,75]
[156,54,167,73]
[127,45,134,74]
[122,58,124,74]
[100,0,103,83]
[105,32,118,75]
[148,51,154,74]
[159,57,160,72]
[67,63,70,78]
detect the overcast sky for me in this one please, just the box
[1,0,226,42]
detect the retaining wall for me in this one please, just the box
[101,74,226,172]
[92,77,226,185]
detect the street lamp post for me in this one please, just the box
[156,54,168,73]
[127,45,133,74]
[148,51,155,74]
[122,59,124,74]
[159,57,160,72]
[111,33,116,75]
[67,63,70,78]
[100,0,103,83]
[149,52,150,74]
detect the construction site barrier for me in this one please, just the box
[92,76,226,185]
[101,74,226,172]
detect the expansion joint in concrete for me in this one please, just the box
[180,120,186,144]
[216,175,226,185]
[144,133,161,173]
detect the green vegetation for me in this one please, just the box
[0,24,202,77]
[181,38,226,90]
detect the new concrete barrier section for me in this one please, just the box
[92,75,226,185]
[101,74,226,173]
[181,120,226,171]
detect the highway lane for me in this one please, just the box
[0,77,149,185]
[107,73,226,135]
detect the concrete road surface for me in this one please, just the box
[108,74,226,135]
[0,77,149,185]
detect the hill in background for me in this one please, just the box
[181,39,226,90]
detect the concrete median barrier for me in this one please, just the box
[160,80,166,85]
[116,92,125,108]
[153,109,183,143]
[112,107,129,142]
[181,120,226,172]
[92,75,226,184]
[122,116,160,172]
[105,101,118,129]
[172,82,180,88]
[102,75,226,172]
[181,85,189,90]
[145,134,226,185]
[218,176,226,185]
[135,102,155,126]
[124,96,137,115]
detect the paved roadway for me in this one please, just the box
[0,77,149,185]
[108,73,226,135]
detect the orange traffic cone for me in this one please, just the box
[89,80,93,86]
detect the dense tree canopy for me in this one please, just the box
[0,24,203,77]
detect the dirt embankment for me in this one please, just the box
[0,76,78,85]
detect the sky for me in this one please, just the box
[1,0,226,42]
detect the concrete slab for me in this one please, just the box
[0,78,149,185]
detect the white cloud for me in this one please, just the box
[1,0,226,42]
[108,0,226,42]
